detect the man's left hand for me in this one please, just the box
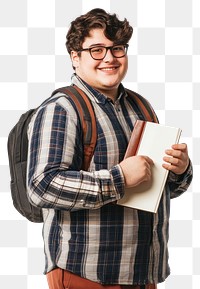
[162,143,190,175]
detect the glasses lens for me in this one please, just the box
[90,47,106,60]
[111,45,127,58]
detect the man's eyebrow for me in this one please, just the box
[88,43,106,47]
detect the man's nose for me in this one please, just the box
[103,48,115,61]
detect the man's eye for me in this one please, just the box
[91,47,104,53]
[113,46,124,51]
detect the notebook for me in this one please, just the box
[117,120,182,213]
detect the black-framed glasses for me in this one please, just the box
[79,44,129,60]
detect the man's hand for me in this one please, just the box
[119,155,154,188]
[162,143,189,175]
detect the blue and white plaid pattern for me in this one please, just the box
[0,1,198,288]
[27,74,192,285]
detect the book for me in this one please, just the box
[117,120,182,213]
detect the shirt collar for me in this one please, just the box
[71,73,127,105]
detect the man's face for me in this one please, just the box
[71,29,128,99]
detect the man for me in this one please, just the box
[27,8,192,289]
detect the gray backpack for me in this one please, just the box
[7,85,97,222]
[7,85,157,223]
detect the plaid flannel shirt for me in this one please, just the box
[27,74,193,285]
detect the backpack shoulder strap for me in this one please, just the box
[52,85,97,171]
[125,88,159,123]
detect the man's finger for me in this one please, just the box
[171,143,187,151]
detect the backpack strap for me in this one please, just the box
[50,86,157,169]
[125,88,159,123]
[52,85,97,171]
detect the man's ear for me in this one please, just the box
[71,51,79,69]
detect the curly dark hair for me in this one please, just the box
[66,8,133,54]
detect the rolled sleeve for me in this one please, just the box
[110,164,125,199]
[167,159,193,199]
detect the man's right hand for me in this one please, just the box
[119,156,154,188]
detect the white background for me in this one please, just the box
[0,0,199,288]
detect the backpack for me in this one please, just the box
[7,86,157,223]
[7,85,97,223]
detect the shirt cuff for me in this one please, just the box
[110,164,125,199]
[168,159,193,183]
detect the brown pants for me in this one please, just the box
[47,268,157,289]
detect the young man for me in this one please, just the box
[27,8,192,289]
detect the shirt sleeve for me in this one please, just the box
[166,159,193,199]
[27,98,125,211]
